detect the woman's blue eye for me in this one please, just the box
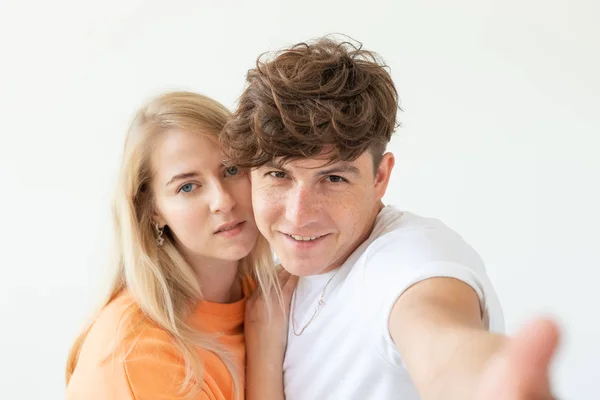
[226,166,239,176]
[179,183,194,193]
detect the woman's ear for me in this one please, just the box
[152,207,167,229]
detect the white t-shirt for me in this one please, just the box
[283,206,504,400]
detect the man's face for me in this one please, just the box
[251,148,395,276]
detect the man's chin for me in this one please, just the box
[278,259,329,277]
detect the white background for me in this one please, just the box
[1,0,599,398]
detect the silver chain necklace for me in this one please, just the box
[291,268,341,336]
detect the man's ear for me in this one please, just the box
[374,152,395,199]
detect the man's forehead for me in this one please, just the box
[267,156,350,170]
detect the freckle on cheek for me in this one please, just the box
[257,187,280,203]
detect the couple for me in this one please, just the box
[65,37,559,400]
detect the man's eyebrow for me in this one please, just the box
[263,160,290,173]
[317,163,361,177]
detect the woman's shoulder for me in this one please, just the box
[90,291,175,353]
[75,292,170,363]
[68,292,187,399]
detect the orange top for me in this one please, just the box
[66,280,252,400]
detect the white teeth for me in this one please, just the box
[289,234,321,241]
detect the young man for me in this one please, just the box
[222,37,559,400]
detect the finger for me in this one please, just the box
[477,317,561,400]
[277,268,292,285]
[281,275,299,319]
[510,318,560,367]
[282,274,299,299]
[505,317,561,395]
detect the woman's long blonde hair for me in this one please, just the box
[65,91,279,398]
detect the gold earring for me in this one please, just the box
[153,222,164,247]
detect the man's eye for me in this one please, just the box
[327,175,346,183]
[268,171,286,179]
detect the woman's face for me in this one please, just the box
[150,129,259,265]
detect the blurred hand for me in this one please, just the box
[476,318,561,400]
[245,269,298,360]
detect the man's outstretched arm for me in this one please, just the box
[389,277,559,400]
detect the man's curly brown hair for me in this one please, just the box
[221,37,400,171]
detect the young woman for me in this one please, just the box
[65,91,292,400]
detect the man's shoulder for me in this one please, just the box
[370,208,455,247]
[363,208,479,268]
